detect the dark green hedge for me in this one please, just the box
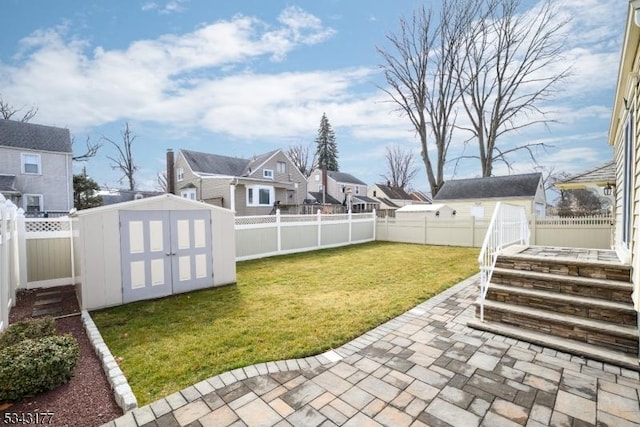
[0,317,56,347]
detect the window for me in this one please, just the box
[24,194,43,212]
[263,169,274,179]
[247,185,274,206]
[277,161,286,174]
[176,167,184,182]
[180,188,196,200]
[21,153,41,174]
[355,186,360,195]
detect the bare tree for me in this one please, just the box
[103,122,138,191]
[457,0,570,176]
[286,144,317,178]
[378,2,471,196]
[380,145,419,190]
[0,94,38,122]
[72,135,102,162]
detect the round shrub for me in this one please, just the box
[0,334,80,401]
[0,317,56,348]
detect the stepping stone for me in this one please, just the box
[34,297,62,306]
[32,306,62,317]
[37,290,61,297]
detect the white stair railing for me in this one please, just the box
[478,202,530,321]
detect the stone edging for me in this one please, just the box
[81,310,138,412]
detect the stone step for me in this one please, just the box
[36,289,62,298]
[495,254,631,282]
[491,268,633,303]
[476,299,638,354]
[467,318,640,371]
[34,297,62,306]
[32,306,63,317]
[487,284,637,325]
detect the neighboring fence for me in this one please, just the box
[377,215,613,249]
[0,195,27,332]
[235,210,376,261]
[24,217,73,288]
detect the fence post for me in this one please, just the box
[372,209,376,241]
[0,197,9,331]
[317,209,322,248]
[348,209,352,244]
[276,209,281,254]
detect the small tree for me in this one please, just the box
[103,122,138,191]
[315,113,339,171]
[0,94,38,122]
[73,168,102,210]
[380,145,418,190]
[286,144,317,178]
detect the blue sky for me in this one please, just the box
[0,0,625,199]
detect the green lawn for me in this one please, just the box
[92,241,478,405]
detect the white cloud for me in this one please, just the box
[141,0,188,14]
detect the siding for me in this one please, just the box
[0,146,72,211]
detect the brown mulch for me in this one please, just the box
[1,287,123,427]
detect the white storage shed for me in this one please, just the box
[70,194,236,310]
[395,203,455,219]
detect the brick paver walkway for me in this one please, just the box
[103,274,640,427]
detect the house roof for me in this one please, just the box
[307,191,343,205]
[555,161,615,190]
[378,197,400,208]
[410,191,432,203]
[181,149,281,177]
[100,190,164,206]
[353,195,379,205]
[375,184,412,200]
[327,171,367,185]
[0,120,72,153]
[433,173,542,200]
[0,174,20,195]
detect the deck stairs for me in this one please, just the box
[468,246,640,370]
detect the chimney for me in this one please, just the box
[166,149,175,195]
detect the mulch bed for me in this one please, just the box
[1,287,123,427]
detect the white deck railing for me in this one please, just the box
[478,202,530,321]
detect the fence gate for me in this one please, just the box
[120,210,213,304]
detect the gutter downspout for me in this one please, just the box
[229,178,238,213]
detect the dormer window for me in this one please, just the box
[263,169,274,179]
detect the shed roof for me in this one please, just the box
[396,203,451,213]
[72,193,232,216]
[555,161,615,190]
[0,120,72,153]
[433,173,542,200]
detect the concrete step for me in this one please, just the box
[487,284,637,325]
[491,267,633,303]
[467,318,640,371]
[495,253,631,282]
[476,299,638,354]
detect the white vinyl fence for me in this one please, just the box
[24,217,73,288]
[235,210,376,261]
[0,195,27,332]
[377,215,613,249]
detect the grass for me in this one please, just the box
[91,241,478,405]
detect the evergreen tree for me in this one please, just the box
[73,168,103,210]
[314,113,339,171]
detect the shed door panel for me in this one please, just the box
[120,211,172,303]
[171,210,213,293]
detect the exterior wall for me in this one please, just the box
[432,198,535,220]
[308,169,365,205]
[368,184,413,208]
[0,146,73,212]
[247,151,308,207]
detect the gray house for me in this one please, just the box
[433,172,546,218]
[307,169,380,213]
[0,120,73,215]
[173,148,308,216]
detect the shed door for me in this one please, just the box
[171,210,213,294]
[120,210,213,304]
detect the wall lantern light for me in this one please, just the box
[604,183,613,196]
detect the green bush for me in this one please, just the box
[0,334,80,401]
[0,317,56,348]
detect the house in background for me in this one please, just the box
[0,120,73,216]
[554,160,615,216]
[433,172,546,219]
[307,169,379,213]
[368,183,415,214]
[409,190,432,204]
[173,148,307,216]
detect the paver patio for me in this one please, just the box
[103,274,640,427]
